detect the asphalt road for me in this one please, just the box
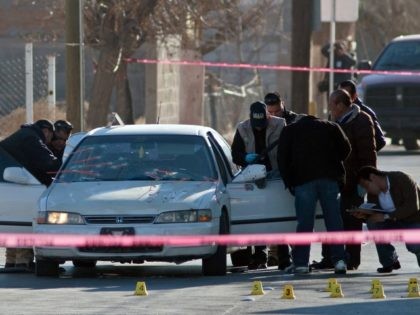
[0,144,419,315]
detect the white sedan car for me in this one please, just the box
[3,124,324,276]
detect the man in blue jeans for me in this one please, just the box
[277,114,351,274]
[352,166,420,273]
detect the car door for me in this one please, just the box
[227,170,325,235]
[0,147,45,233]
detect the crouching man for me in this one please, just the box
[353,166,420,273]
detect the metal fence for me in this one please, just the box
[0,55,49,118]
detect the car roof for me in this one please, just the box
[392,34,420,42]
[86,124,217,137]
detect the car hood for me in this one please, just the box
[361,73,420,86]
[45,181,217,214]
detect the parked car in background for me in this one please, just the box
[32,124,324,277]
[358,34,420,150]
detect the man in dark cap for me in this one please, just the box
[48,120,74,163]
[0,119,61,271]
[231,101,286,269]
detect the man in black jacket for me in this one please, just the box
[277,115,351,274]
[0,119,60,271]
[0,119,60,186]
[263,92,301,269]
[321,41,357,89]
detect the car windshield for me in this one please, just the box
[56,134,218,182]
[375,40,420,70]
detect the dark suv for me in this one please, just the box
[358,35,420,150]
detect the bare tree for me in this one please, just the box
[83,0,278,128]
[358,0,420,60]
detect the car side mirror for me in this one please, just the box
[3,167,41,185]
[358,60,372,70]
[232,164,266,183]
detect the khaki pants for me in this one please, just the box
[6,248,34,265]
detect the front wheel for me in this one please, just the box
[202,212,228,276]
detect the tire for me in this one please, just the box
[72,260,97,268]
[230,247,253,267]
[202,212,228,276]
[35,259,59,277]
[403,137,419,151]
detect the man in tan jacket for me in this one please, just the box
[353,166,420,273]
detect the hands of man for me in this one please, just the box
[366,212,386,224]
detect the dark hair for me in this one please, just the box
[54,120,73,133]
[330,89,352,107]
[264,92,281,105]
[34,119,54,132]
[338,80,357,96]
[356,166,387,182]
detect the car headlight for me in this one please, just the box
[154,209,212,224]
[37,211,85,225]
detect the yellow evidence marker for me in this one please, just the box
[251,281,265,295]
[134,281,149,296]
[281,284,296,299]
[325,278,338,292]
[408,278,418,291]
[370,279,382,293]
[372,283,386,299]
[407,282,420,298]
[330,283,344,298]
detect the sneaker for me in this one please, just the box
[334,260,347,274]
[377,260,401,273]
[284,264,310,274]
[309,259,334,270]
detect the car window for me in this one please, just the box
[375,40,420,70]
[56,135,218,183]
[0,146,22,182]
[208,137,228,184]
[208,131,238,176]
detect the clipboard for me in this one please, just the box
[346,203,391,215]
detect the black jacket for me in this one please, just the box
[283,110,298,125]
[321,44,357,85]
[354,97,386,151]
[277,115,351,190]
[0,124,60,186]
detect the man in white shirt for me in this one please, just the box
[352,166,420,273]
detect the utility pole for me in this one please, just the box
[65,0,84,132]
[291,0,314,114]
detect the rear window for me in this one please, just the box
[56,135,218,182]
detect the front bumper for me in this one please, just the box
[34,221,219,262]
